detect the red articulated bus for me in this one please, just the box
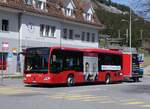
[23,46,123,86]
[122,52,144,82]
[83,48,123,84]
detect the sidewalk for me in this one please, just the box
[0,72,23,79]
[144,65,150,76]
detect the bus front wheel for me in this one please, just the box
[67,75,74,87]
[105,74,111,84]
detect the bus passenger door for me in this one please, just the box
[83,55,98,81]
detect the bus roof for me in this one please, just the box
[25,46,122,55]
[51,46,82,51]
[83,48,122,55]
[52,46,122,55]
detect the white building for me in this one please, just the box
[0,0,103,75]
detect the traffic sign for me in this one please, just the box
[7,52,13,58]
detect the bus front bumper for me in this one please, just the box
[23,74,52,85]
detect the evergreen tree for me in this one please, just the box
[108,0,112,6]
[98,0,112,6]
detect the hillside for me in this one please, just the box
[93,0,150,47]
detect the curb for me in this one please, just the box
[0,74,23,79]
[4,75,23,79]
[144,74,150,76]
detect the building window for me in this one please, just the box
[36,1,42,9]
[51,26,56,37]
[84,13,93,22]
[86,32,90,42]
[40,24,56,37]
[69,29,73,39]
[34,0,46,11]
[45,25,50,36]
[82,32,85,41]
[63,28,67,39]
[92,33,95,42]
[40,24,44,36]
[75,34,80,40]
[24,0,33,5]
[2,19,9,31]
[64,8,74,17]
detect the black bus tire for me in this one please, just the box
[105,74,111,84]
[133,77,139,82]
[67,75,75,87]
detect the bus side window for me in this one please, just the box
[50,50,63,73]
[93,63,96,72]
[85,62,89,72]
[52,55,56,62]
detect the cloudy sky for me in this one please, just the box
[111,0,150,19]
[111,0,129,5]
[111,0,140,10]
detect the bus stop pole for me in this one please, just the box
[2,52,3,84]
[129,7,132,76]
[1,49,4,85]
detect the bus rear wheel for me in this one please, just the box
[133,77,139,82]
[67,75,74,87]
[105,74,111,84]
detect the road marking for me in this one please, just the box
[49,94,95,100]
[119,99,137,102]
[48,93,150,109]
[81,97,110,102]
[141,105,150,108]
[48,93,111,103]
[99,101,115,104]
[0,87,24,95]
[56,92,67,95]
[49,96,64,99]
[68,88,106,93]
[64,95,85,100]
[0,87,40,95]
[125,101,145,105]
[82,99,94,101]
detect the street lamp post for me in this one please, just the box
[121,7,133,75]
[129,8,132,76]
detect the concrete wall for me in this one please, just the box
[0,10,19,50]
[61,23,99,48]
[20,14,62,48]
[0,10,19,75]
[20,14,99,49]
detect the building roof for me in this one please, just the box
[80,1,92,12]
[0,0,103,29]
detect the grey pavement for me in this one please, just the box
[0,76,150,109]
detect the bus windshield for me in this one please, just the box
[25,48,50,73]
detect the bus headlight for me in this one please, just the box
[44,77,50,81]
[26,74,31,77]
[120,72,123,76]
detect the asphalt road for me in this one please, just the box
[0,76,150,109]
